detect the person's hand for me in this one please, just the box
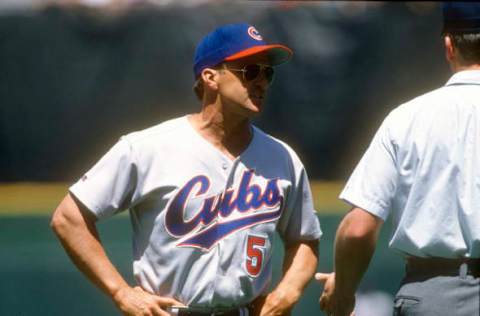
[315,272,335,312]
[315,272,354,316]
[113,286,184,316]
[252,287,299,316]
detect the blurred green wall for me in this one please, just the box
[0,215,403,315]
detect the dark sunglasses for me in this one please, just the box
[225,64,275,84]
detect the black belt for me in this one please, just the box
[168,306,252,316]
[406,257,480,278]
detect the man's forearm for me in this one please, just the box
[259,240,319,315]
[278,240,319,298]
[334,208,382,296]
[51,194,129,301]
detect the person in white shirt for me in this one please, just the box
[316,3,480,316]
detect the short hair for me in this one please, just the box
[449,32,480,65]
[193,79,204,101]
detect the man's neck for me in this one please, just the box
[452,63,480,72]
[188,105,253,160]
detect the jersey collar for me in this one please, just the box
[445,70,480,86]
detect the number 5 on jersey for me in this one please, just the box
[245,235,267,277]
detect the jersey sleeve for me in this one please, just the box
[339,113,398,221]
[277,154,322,245]
[69,137,137,220]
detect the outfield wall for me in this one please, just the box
[0,215,403,316]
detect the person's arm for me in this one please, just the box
[50,193,183,316]
[256,239,319,316]
[317,207,383,316]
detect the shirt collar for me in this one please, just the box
[445,70,480,86]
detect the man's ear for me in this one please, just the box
[201,68,220,92]
[444,34,455,63]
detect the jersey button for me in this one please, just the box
[222,163,228,170]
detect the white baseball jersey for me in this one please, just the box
[70,115,321,308]
[340,70,480,259]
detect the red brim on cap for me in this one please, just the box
[224,44,293,65]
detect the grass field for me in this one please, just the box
[0,181,350,215]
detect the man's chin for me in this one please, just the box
[249,99,265,112]
[247,106,263,118]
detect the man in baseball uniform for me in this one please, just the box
[316,3,480,316]
[51,23,321,316]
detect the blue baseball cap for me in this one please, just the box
[193,23,293,79]
[443,2,480,33]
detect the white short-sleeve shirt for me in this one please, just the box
[70,116,321,307]
[340,70,480,259]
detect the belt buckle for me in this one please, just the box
[170,306,248,316]
[165,306,190,316]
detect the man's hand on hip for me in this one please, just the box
[113,286,184,316]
